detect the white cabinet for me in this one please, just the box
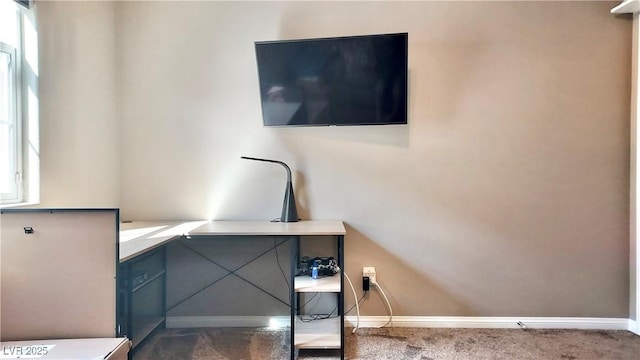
[0,208,120,341]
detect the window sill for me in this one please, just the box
[0,201,40,209]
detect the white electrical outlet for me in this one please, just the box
[363,266,377,285]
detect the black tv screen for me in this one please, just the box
[255,33,408,127]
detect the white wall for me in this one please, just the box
[37,1,632,318]
[37,1,119,207]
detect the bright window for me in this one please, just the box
[0,43,20,202]
[0,0,38,206]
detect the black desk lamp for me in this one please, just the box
[241,156,299,222]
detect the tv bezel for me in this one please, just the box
[254,32,409,127]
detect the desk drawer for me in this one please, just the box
[130,251,164,290]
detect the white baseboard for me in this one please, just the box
[345,316,631,331]
[167,315,631,331]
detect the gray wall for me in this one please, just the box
[36,1,631,318]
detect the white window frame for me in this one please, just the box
[1,2,37,206]
[1,42,22,203]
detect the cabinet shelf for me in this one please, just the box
[294,317,342,349]
[294,275,341,293]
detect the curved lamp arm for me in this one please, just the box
[241,156,299,222]
[241,156,292,183]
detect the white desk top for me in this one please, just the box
[119,220,345,262]
[119,220,208,262]
[189,220,346,236]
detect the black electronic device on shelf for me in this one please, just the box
[298,256,339,277]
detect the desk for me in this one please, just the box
[119,220,346,359]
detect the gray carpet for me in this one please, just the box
[133,327,640,360]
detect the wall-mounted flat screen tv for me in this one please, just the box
[255,33,408,127]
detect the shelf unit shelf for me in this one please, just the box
[294,275,341,293]
[294,317,342,349]
[291,234,345,359]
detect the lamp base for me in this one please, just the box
[281,181,299,222]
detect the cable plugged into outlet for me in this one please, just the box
[361,266,393,329]
[363,267,376,286]
[362,276,370,291]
